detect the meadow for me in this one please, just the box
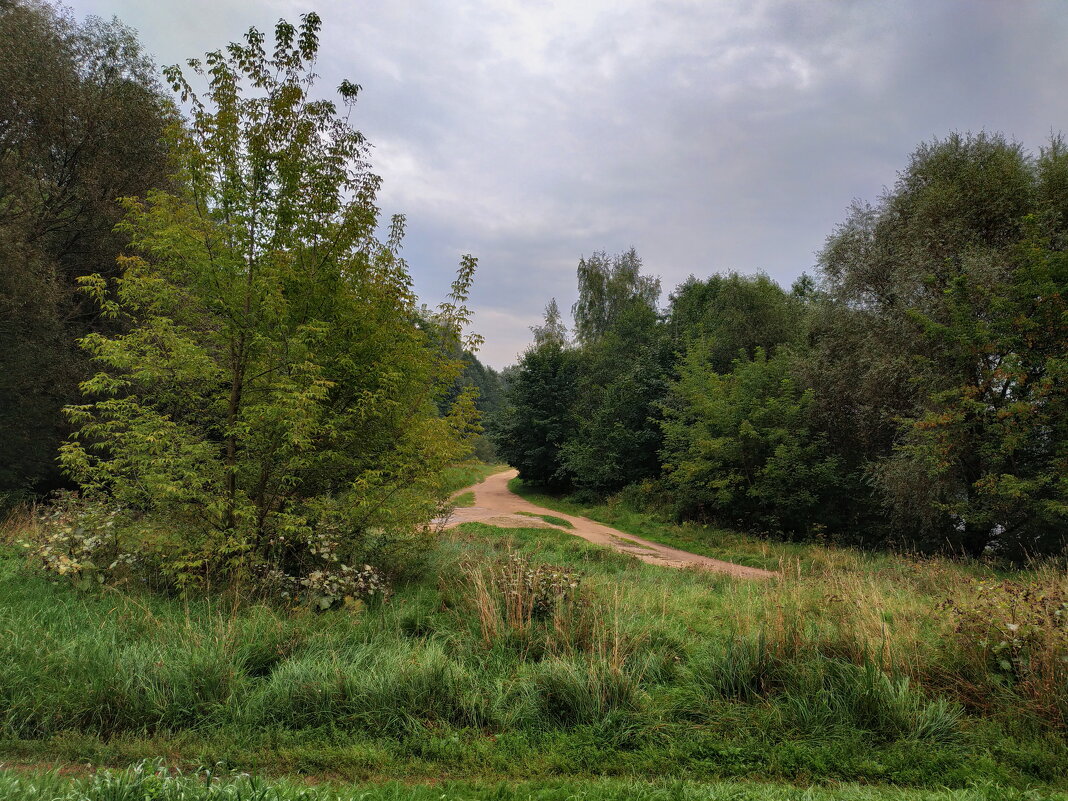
[1,488,1066,798]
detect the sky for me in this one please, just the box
[65,0,1068,368]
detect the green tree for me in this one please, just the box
[0,0,172,495]
[493,302,577,488]
[562,298,668,496]
[60,14,479,588]
[873,229,1068,558]
[563,250,667,496]
[813,132,1068,555]
[667,272,803,372]
[659,345,842,535]
[572,248,659,344]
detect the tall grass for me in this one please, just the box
[0,511,1066,790]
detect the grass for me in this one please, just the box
[515,510,574,528]
[0,504,1066,796]
[454,491,476,507]
[0,765,1062,801]
[508,478,973,576]
[442,462,510,494]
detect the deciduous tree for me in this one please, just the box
[60,14,480,588]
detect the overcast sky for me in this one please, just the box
[65,0,1068,367]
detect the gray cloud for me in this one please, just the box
[67,0,1068,367]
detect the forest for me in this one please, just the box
[495,133,1068,561]
[0,2,1066,800]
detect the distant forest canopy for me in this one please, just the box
[495,133,1068,561]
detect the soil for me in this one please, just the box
[443,469,775,580]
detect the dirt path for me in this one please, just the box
[444,469,774,579]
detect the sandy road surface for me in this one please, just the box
[444,469,775,579]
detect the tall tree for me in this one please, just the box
[60,14,479,587]
[813,132,1068,556]
[563,249,667,495]
[0,0,173,494]
[873,228,1068,558]
[572,248,659,345]
[493,302,577,488]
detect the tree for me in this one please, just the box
[493,302,577,488]
[667,272,803,373]
[59,14,479,589]
[659,345,843,535]
[873,228,1068,558]
[562,249,667,495]
[572,248,659,345]
[562,297,668,496]
[0,0,172,495]
[531,297,569,347]
[813,132,1068,556]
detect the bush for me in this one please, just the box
[462,553,583,652]
[941,574,1068,725]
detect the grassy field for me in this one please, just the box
[0,472,1065,798]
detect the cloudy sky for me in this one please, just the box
[66,0,1068,367]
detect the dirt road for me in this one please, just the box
[444,469,775,579]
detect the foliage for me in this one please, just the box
[295,563,388,610]
[659,346,843,535]
[563,296,668,496]
[873,229,1068,557]
[20,493,138,588]
[56,15,480,590]
[0,0,172,493]
[941,577,1068,724]
[493,334,577,489]
[815,132,1068,556]
[546,250,669,496]
[571,248,659,345]
[438,349,506,462]
[667,272,804,372]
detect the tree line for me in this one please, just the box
[495,133,1068,561]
